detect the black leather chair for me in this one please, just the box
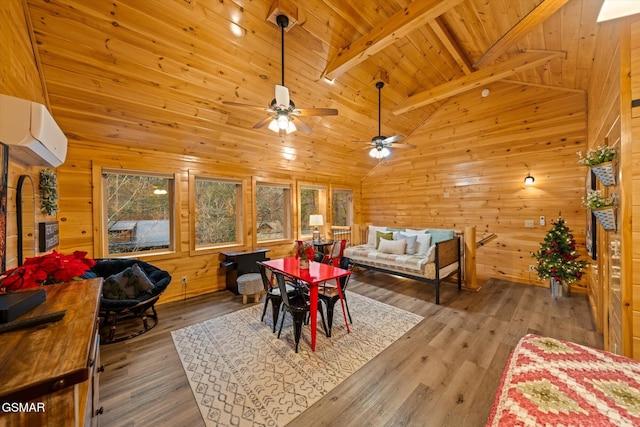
[274,271,327,353]
[86,259,171,344]
[318,257,353,337]
[257,261,299,333]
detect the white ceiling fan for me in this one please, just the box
[223,14,338,135]
[354,81,416,159]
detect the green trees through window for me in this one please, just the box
[332,190,352,226]
[256,183,290,242]
[195,179,241,246]
[104,172,173,255]
[103,170,350,253]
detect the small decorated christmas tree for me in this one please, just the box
[531,217,587,285]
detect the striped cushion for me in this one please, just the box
[344,244,431,277]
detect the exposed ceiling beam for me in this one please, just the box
[429,17,473,74]
[323,0,464,80]
[473,0,571,69]
[393,50,564,115]
[499,79,585,94]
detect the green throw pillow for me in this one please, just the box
[103,264,154,300]
[376,231,393,249]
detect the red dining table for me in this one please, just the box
[262,257,351,351]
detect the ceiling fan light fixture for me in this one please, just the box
[286,120,297,134]
[369,147,390,159]
[277,114,289,130]
[268,119,280,133]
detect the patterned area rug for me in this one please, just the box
[171,291,423,426]
[487,334,640,426]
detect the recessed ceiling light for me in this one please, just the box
[230,22,245,37]
[597,0,640,22]
[283,147,296,160]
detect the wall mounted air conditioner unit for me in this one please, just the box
[0,94,67,167]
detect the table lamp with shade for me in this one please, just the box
[309,214,324,242]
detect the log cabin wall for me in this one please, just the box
[0,0,54,271]
[1,0,363,302]
[628,18,640,358]
[57,140,361,302]
[584,15,640,359]
[586,18,622,345]
[6,0,640,331]
[361,81,588,287]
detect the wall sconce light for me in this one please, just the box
[524,173,535,185]
[523,163,535,185]
[309,214,324,241]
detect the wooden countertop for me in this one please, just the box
[0,278,102,401]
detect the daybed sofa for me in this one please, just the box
[343,226,461,304]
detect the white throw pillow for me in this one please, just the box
[397,232,418,255]
[415,234,432,256]
[378,238,407,255]
[367,226,387,246]
[425,244,437,263]
[405,228,428,234]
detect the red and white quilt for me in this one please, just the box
[487,334,640,426]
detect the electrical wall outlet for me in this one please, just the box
[540,216,546,226]
[181,276,187,286]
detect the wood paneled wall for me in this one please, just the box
[0,0,52,271]
[628,18,640,358]
[56,140,361,302]
[361,81,588,287]
[586,19,622,340]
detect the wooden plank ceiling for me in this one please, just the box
[24,0,602,178]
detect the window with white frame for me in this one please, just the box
[194,177,242,248]
[256,182,291,242]
[103,170,174,255]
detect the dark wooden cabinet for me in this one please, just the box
[0,278,102,426]
[220,249,270,294]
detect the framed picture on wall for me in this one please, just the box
[586,169,597,260]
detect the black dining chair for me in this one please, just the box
[257,261,299,333]
[275,271,328,353]
[318,256,353,337]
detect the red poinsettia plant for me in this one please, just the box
[296,241,315,261]
[0,250,96,293]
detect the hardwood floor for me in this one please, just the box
[98,272,602,426]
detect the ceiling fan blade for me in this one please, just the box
[349,146,373,153]
[253,116,274,129]
[294,107,339,117]
[391,142,417,149]
[292,117,313,134]
[275,85,290,109]
[222,101,266,110]
[384,134,404,144]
